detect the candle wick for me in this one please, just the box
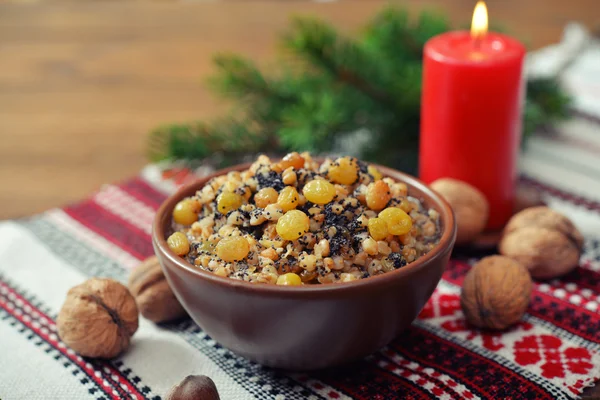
[473,36,482,50]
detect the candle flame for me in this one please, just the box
[471,1,488,39]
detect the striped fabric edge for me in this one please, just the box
[371,351,478,400]
[8,167,600,400]
[15,217,332,400]
[19,191,474,399]
[572,110,600,129]
[0,274,159,400]
[521,175,600,214]
[46,209,140,269]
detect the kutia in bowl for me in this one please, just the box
[153,152,456,370]
[168,153,443,284]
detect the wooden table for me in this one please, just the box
[0,0,598,219]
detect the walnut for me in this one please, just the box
[128,256,187,323]
[57,278,138,358]
[499,206,582,279]
[166,375,220,400]
[430,178,489,244]
[461,255,532,330]
[469,185,546,250]
[514,185,546,214]
[504,206,584,248]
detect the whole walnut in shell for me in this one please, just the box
[514,185,546,213]
[128,256,187,323]
[499,206,583,279]
[461,255,532,330]
[57,278,138,358]
[166,375,220,400]
[430,178,489,244]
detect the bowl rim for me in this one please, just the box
[152,161,456,296]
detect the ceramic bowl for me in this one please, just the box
[152,162,456,370]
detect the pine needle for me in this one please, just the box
[148,6,571,171]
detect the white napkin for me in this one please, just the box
[527,23,600,117]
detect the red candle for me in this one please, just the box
[419,1,526,230]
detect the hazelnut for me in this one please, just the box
[430,178,489,244]
[128,256,187,323]
[166,375,220,400]
[461,255,532,330]
[500,207,582,279]
[57,278,138,358]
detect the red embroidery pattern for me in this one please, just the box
[514,335,594,379]
[419,292,461,319]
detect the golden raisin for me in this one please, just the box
[399,199,413,213]
[276,273,302,286]
[167,232,190,256]
[255,187,278,208]
[368,217,389,241]
[276,210,310,240]
[277,186,299,212]
[366,180,392,211]
[303,179,336,204]
[216,236,250,262]
[379,207,413,235]
[217,191,244,214]
[328,157,359,185]
[172,198,200,225]
[278,152,305,171]
[368,165,383,181]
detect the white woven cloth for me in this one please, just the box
[524,24,600,201]
[1,25,600,400]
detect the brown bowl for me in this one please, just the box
[152,162,456,370]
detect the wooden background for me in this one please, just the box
[0,0,598,219]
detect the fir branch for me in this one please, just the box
[208,54,286,102]
[523,77,572,140]
[278,90,349,152]
[363,8,448,61]
[363,8,415,58]
[147,118,272,162]
[527,77,571,120]
[282,17,393,106]
[413,11,452,48]
[148,122,212,162]
[148,6,572,172]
